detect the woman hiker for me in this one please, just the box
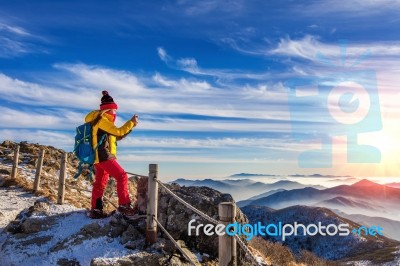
[85,90,139,219]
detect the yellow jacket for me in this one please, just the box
[85,110,135,163]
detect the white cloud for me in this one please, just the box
[152,73,211,92]
[0,37,29,58]
[54,63,145,94]
[0,129,73,148]
[242,83,287,101]
[176,57,199,73]
[118,154,283,164]
[139,117,290,132]
[153,72,174,87]
[269,35,400,62]
[0,73,98,108]
[300,0,400,16]
[0,22,31,36]
[121,136,310,152]
[157,47,169,62]
[0,107,82,129]
[270,35,322,60]
[0,21,45,58]
[157,47,205,75]
[174,0,244,17]
[157,47,291,81]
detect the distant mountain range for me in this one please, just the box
[288,174,352,178]
[241,205,399,261]
[170,178,325,201]
[237,189,286,207]
[334,210,400,241]
[385,182,400,189]
[229,173,276,177]
[315,196,384,211]
[239,179,400,221]
[228,173,352,178]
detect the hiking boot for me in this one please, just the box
[88,209,109,219]
[117,203,137,217]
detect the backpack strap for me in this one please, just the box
[73,163,84,179]
[95,134,106,150]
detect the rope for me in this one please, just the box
[153,216,197,266]
[155,178,219,225]
[126,172,148,179]
[234,235,264,266]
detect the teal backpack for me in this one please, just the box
[73,118,105,179]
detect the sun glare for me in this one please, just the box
[356,123,400,176]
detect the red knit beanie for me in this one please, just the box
[100,91,118,110]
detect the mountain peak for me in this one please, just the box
[351,179,379,187]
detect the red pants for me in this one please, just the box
[91,159,130,209]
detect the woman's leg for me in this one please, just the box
[95,159,130,206]
[91,163,110,209]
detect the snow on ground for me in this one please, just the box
[0,176,136,266]
[0,181,42,256]
[0,184,41,230]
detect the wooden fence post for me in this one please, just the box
[10,144,20,180]
[33,149,45,192]
[146,163,158,244]
[219,202,237,266]
[57,153,67,204]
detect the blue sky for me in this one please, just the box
[1,0,400,180]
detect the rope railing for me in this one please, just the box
[155,178,219,225]
[152,215,198,266]
[234,235,265,266]
[126,172,148,179]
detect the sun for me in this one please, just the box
[367,124,398,157]
[332,127,400,178]
[356,122,400,176]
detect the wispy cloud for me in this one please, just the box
[0,73,98,108]
[54,63,146,94]
[1,107,82,129]
[156,46,204,75]
[156,46,286,81]
[168,0,244,17]
[269,35,400,62]
[118,154,285,164]
[0,22,31,36]
[0,21,44,57]
[121,136,312,152]
[152,73,211,92]
[157,47,169,62]
[0,37,29,58]
[298,0,400,16]
[0,129,73,148]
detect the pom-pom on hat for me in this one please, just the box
[100,90,118,110]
